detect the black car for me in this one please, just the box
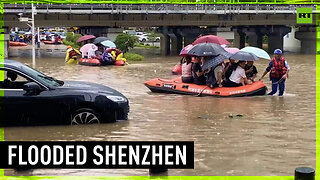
[0,59,129,126]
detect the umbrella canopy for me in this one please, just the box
[193,35,230,45]
[240,46,271,60]
[76,35,96,43]
[224,47,240,54]
[202,54,229,71]
[230,51,259,61]
[80,43,98,53]
[100,40,116,48]
[187,42,232,57]
[93,37,109,44]
[179,44,193,56]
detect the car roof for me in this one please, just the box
[1,59,27,70]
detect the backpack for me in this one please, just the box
[69,50,77,57]
[206,67,217,87]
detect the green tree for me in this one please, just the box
[147,32,158,46]
[114,33,138,53]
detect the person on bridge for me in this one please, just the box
[65,46,81,64]
[259,49,290,96]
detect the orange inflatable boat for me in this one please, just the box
[171,64,182,75]
[43,40,62,45]
[144,78,267,97]
[9,41,27,46]
[78,58,125,66]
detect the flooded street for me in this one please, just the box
[4,45,316,176]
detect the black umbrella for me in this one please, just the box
[230,51,259,61]
[202,54,229,71]
[187,42,232,57]
[93,37,109,45]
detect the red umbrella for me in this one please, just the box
[193,35,230,45]
[76,35,96,43]
[179,44,193,56]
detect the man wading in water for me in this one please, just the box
[259,49,290,96]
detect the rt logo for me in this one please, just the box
[297,8,312,24]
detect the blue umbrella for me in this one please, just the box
[93,37,109,44]
[230,51,259,61]
[187,42,232,57]
[101,40,116,48]
[202,54,229,71]
[240,46,271,60]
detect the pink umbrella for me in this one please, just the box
[179,44,194,56]
[80,43,98,53]
[76,35,96,43]
[193,35,230,45]
[224,47,240,54]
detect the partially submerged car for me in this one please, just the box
[0,60,129,126]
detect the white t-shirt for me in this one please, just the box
[214,65,224,81]
[229,66,246,84]
[88,48,96,58]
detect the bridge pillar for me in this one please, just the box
[266,26,291,53]
[233,28,245,49]
[246,31,263,48]
[160,27,170,56]
[176,33,183,55]
[1,27,9,58]
[183,34,198,47]
[169,33,178,56]
[295,26,317,54]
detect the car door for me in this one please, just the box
[0,68,67,126]
[0,69,33,126]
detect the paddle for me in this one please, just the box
[196,86,209,97]
[272,77,285,85]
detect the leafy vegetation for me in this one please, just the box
[124,53,144,61]
[114,33,138,53]
[62,32,81,49]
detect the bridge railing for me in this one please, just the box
[2,0,319,4]
[4,3,316,13]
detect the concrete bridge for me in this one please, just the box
[2,4,317,57]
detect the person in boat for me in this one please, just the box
[224,58,237,81]
[101,50,115,65]
[192,56,206,85]
[87,45,99,59]
[107,48,127,63]
[245,61,258,81]
[222,61,252,87]
[181,56,194,83]
[205,62,225,88]
[65,46,81,64]
[259,49,289,96]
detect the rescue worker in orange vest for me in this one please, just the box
[259,49,290,96]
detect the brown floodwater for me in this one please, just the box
[4,45,316,176]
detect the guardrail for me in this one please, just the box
[4,4,316,14]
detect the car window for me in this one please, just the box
[18,64,63,87]
[0,69,31,89]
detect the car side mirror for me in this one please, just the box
[23,82,41,96]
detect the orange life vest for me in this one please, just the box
[270,57,287,78]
